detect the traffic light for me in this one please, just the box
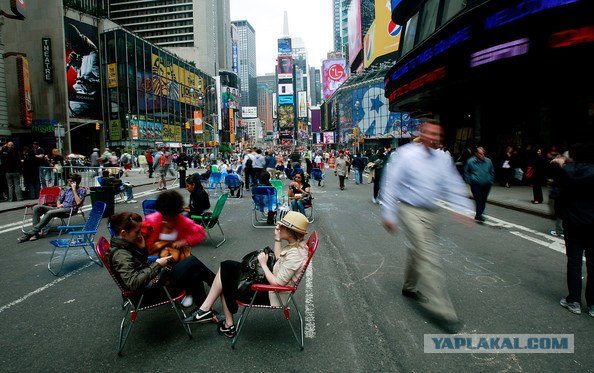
[95,122,100,130]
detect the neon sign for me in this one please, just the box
[470,38,529,68]
[390,27,470,81]
[484,0,579,30]
[388,66,446,101]
[549,25,594,48]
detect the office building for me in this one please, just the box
[231,20,257,107]
[107,0,232,76]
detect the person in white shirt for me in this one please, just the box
[380,119,473,333]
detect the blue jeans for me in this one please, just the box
[291,199,305,215]
[354,168,362,184]
[120,185,134,200]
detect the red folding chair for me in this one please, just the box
[21,186,61,233]
[94,237,192,355]
[232,231,319,350]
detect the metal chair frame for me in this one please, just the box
[47,201,106,276]
[191,192,229,248]
[232,231,319,350]
[94,237,192,355]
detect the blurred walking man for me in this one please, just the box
[380,119,473,332]
[464,147,495,223]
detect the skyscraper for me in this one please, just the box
[107,0,231,76]
[231,20,257,107]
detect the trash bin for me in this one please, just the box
[90,186,116,218]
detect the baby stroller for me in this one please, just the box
[310,168,325,187]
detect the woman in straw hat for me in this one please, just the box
[184,211,310,338]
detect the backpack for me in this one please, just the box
[245,156,253,169]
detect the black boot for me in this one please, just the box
[266,211,276,225]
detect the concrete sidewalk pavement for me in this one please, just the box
[0,167,554,218]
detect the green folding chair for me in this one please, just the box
[191,193,229,247]
[270,179,286,205]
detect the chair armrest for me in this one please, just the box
[57,224,85,230]
[68,230,98,235]
[190,212,212,220]
[251,284,296,292]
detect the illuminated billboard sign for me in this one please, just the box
[278,37,292,54]
[322,59,347,100]
[278,95,294,105]
[277,56,293,79]
[16,56,32,127]
[278,83,294,96]
[278,105,294,130]
[242,106,258,118]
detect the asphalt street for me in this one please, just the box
[0,172,592,373]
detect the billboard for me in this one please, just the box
[278,37,292,54]
[64,17,101,119]
[222,86,239,109]
[364,0,402,68]
[272,93,278,119]
[242,106,258,118]
[277,105,294,130]
[278,95,294,105]
[193,110,203,134]
[322,59,347,100]
[347,0,362,66]
[297,91,307,118]
[277,56,293,79]
[278,83,294,96]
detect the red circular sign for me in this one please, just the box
[328,64,345,81]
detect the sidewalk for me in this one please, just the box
[0,168,554,218]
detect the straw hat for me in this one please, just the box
[278,211,308,235]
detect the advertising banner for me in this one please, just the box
[347,0,362,66]
[297,91,307,118]
[194,110,203,134]
[364,0,401,68]
[242,106,258,118]
[229,108,235,144]
[278,105,294,131]
[107,63,117,88]
[64,17,101,119]
[278,95,294,105]
[278,83,294,96]
[272,93,278,119]
[109,119,121,140]
[322,59,347,100]
[222,86,239,109]
[16,56,32,127]
[277,56,293,79]
[278,37,292,54]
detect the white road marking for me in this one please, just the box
[0,262,93,315]
[304,264,316,339]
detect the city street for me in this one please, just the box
[0,170,592,373]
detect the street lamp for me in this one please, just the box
[125,111,137,153]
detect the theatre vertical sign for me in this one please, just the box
[42,38,53,82]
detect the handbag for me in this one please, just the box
[152,240,191,264]
[237,246,275,294]
[525,166,534,180]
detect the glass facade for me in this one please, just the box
[100,29,214,151]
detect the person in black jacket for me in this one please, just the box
[183,174,210,217]
[1,142,24,201]
[553,143,594,317]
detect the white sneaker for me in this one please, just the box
[126,199,137,203]
[182,295,194,308]
[372,197,378,204]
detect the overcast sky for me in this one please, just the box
[230,0,334,76]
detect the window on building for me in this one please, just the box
[401,12,419,55]
[442,0,466,24]
[418,0,439,43]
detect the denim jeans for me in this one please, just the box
[6,172,23,201]
[354,168,362,184]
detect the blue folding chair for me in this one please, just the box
[224,173,243,198]
[252,186,278,228]
[205,172,223,196]
[310,168,325,187]
[47,201,106,276]
[142,198,157,216]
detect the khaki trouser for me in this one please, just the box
[399,203,458,322]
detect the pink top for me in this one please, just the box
[141,212,207,255]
